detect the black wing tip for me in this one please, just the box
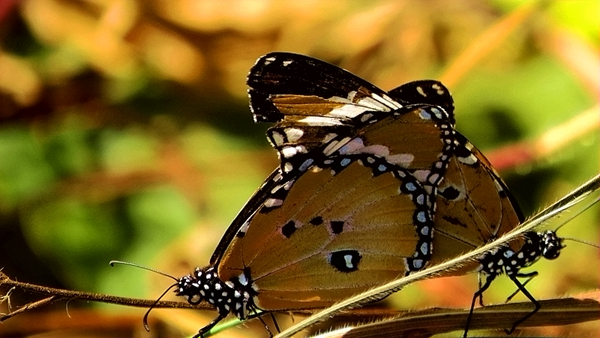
[247,88,284,123]
[248,51,306,78]
[387,79,455,118]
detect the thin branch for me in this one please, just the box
[1,296,59,321]
[0,271,211,322]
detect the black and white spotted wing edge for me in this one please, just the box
[247,52,405,124]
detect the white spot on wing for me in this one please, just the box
[344,254,355,269]
[323,137,351,156]
[299,116,344,126]
[328,104,368,118]
[357,95,390,111]
[384,153,414,167]
[360,113,374,122]
[322,133,338,144]
[418,109,432,120]
[458,155,478,165]
[381,93,403,109]
[283,179,295,190]
[270,131,285,146]
[346,90,358,101]
[361,145,390,156]
[413,169,431,183]
[285,128,304,142]
[239,220,250,234]
[329,95,352,103]
[281,146,297,158]
[264,198,283,208]
[337,138,390,157]
[322,140,339,156]
[299,158,314,172]
[432,83,445,95]
[412,259,423,269]
[430,107,444,119]
[338,138,365,154]
[493,178,504,192]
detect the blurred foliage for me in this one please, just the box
[0,0,598,337]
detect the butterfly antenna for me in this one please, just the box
[142,283,178,331]
[561,237,600,249]
[109,261,181,332]
[109,260,178,281]
[553,195,599,234]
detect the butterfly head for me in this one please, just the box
[176,267,259,321]
[540,230,564,260]
[176,267,208,305]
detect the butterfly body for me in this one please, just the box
[461,230,565,337]
[479,230,564,279]
[176,52,527,336]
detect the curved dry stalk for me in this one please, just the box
[313,296,600,338]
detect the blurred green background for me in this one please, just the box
[0,0,598,336]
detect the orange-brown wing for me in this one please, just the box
[386,81,523,274]
[217,106,452,310]
[210,54,454,267]
[432,134,524,274]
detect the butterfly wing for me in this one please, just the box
[209,169,282,265]
[212,53,523,311]
[212,54,457,267]
[247,52,405,124]
[217,105,452,310]
[388,79,455,122]
[247,52,420,176]
[208,54,462,309]
[432,134,525,273]
[386,81,524,273]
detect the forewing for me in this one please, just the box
[216,106,454,309]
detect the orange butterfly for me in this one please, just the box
[174,52,551,337]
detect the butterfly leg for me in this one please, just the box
[505,271,538,303]
[270,312,281,333]
[477,273,485,307]
[463,274,495,338]
[256,314,274,336]
[193,313,226,338]
[505,274,541,334]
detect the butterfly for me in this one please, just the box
[463,229,565,336]
[174,52,527,337]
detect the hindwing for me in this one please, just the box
[216,104,453,309]
[431,134,524,273]
[384,86,524,273]
[211,52,522,310]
